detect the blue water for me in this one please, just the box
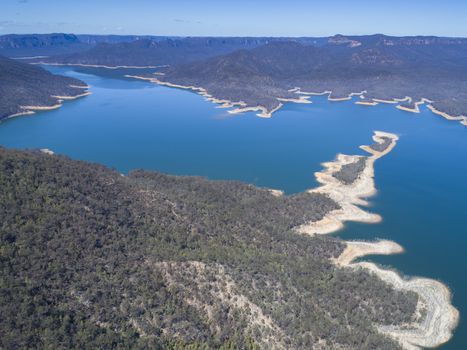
[1,66,466,349]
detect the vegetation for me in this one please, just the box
[332,157,367,185]
[0,148,419,349]
[159,35,467,117]
[369,136,392,152]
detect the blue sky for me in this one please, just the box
[1,0,467,37]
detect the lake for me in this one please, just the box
[1,66,466,349]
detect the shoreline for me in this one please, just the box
[395,98,434,114]
[296,131,398,236]
[355,100,379,106]
[3,88,91,122]
[427,105,467,125]
[33,62,168,69]
[126,74,284,118]
[295,131,459,349]
[52,91,92,100]
[335,240,459,350]
[125,76,467,126]
[20,103,63,111]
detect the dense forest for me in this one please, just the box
[0,148,419,349]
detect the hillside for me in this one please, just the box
[0,55,89,120]
[0,147,419,349]
[155,34,467,118]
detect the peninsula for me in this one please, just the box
[148,35,467,125]
[0,130,458,349]
[0,55,90,121]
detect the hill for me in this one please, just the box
[154,35,467,118]
[0,147,420,349]
[0,55,89,120]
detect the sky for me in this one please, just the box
[1,0,467,37]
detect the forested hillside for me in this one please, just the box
[158,35,467,117]
[0,148,418,349]
[0,55,88,120]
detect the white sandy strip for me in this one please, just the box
[268,189,284,197]
[33,62,168,69]
[334,240,404,266]
[69,84,91,89]
[355,100,379,106]
[293,89,367,101]
[2,110,35,122]
[40,148,54,155]
[277,96,312,104]
[294,89,332,96]
[52,91,92,100]
[296,131,397,236]
[396,98,434,114]
[228,104,284,118]
[20,104,63,111]
[14,56,49,60]
[427,105,467,125]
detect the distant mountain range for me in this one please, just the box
[0,55,89,120]
[0,33,324,60]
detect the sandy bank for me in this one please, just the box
[396,98,434,114]
[228,104,283,118]
[52,91,92,100]
[355,101,379,106]
[277,96,311,104]
[2,110,35,122]
[427,105,467,124]
[20,103,63,111]
[268,189,284,197]
[334,240,404,265]
[334,239,459,349]
[293,89,366,102]
[40,148,54,155]
[296,131,398,236]
[69,84,91,89]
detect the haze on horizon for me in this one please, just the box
[1,0,467,37]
